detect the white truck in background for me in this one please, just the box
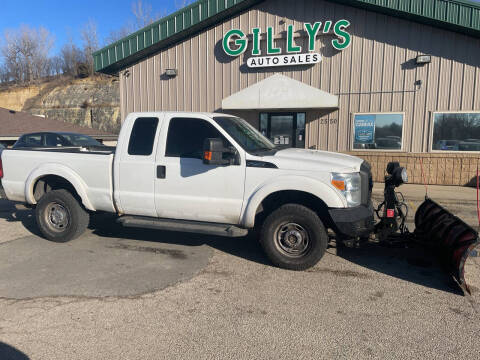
[0,112,374,270]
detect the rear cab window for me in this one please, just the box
[128,117,159,156]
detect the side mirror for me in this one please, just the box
[203,138,232,166]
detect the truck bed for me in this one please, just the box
[1,148,116,212]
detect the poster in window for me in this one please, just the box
[354,115,375,144]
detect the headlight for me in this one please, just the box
[331,172,361,207]
[400,167,408,184]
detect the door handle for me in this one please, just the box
[157,165,166,179]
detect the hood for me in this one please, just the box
[259,148,364,173]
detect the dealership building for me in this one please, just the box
[94,0,480,185]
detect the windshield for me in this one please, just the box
[213,116,276,153]
[60,134,102,147]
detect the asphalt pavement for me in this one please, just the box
[0,184,479,359]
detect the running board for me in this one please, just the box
[117,216,249,238]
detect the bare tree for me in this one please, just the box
[60,37,85,77]
[0,25,54,83]
[106,1,165,45]
[49,56,63,76]
[81,20,99,76]
[0,63,10,83]
[1,37,21,82]
[106,23,136,44]
[132,0,155,29]
[175,0,193,9]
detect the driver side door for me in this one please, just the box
[154,116,246,224]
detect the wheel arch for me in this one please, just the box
[25,164,95,211]
[240,176,345,228]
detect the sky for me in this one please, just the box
[0,0,184,54]
[1,0,480,56]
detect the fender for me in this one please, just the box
[240,175,346,228]
[25,163,95,211]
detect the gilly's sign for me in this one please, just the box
[222,20,351,68]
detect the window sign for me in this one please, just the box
[432,113,480,151]
[354,115,375,144]
[353,113,403,150]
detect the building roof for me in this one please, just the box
[0,108,116,139]
[222,74,339,110]
[94,0,480,75]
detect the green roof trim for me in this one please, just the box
[332,0,480,36]
[94,0,480,75]
[94,0,263,74]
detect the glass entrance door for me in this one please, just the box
[260,112,306,148]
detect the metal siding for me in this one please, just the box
[206,27,215,112]
[360,9,374,114]
[327,3,343,151]
[199,30,208,111]
[146,57,155,111]
[184,39,193,112]
[461,33,475,110]
[121,0,480,155]
[160,51,168,110]
[127,66,135,117]
[95,0,480,73]
[377,14,391,112]
[191,35,200,111]
[411,28,430,152]
[474,66,480,110]
[169,46,178,111]
[120,72,126,122]
[153,54,161,111]
[215,23,224,111]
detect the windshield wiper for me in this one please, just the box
[251,147,276,153]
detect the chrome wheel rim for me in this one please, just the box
[274,222,310,258]
[45,202,69,232]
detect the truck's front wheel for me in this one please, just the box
[36,189,90,243]
[260,204,328,270]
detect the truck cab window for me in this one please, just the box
[165,118,227,159]
[128,117,159,156]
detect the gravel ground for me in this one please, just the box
[0,184,479,360]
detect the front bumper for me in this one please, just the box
[328,203,375,238]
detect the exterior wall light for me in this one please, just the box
[165,69,178,77]
[416,55,431,65]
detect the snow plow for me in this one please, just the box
[414,199,479,294]
[368,162,479,295]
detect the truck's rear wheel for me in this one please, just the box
[260,204,328,270]
[36,189,89,243]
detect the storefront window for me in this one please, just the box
[258,112,306,148]
[432,113,480,152]
[353,113,403,150]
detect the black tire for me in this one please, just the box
[259,204,328,270]
[35,189,90,243]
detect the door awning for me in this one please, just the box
[222,74,338,110]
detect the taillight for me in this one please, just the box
[0,157,3,179]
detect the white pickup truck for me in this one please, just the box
[0,112,374,270]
